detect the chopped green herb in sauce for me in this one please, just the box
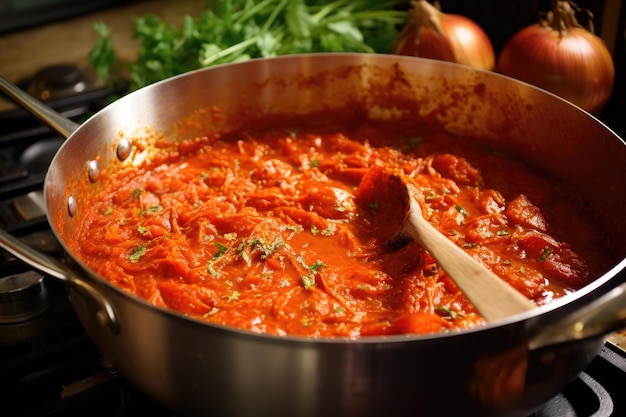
[539,246,553,261]
[129,245,147,262]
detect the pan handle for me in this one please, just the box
[0,228,119,334]
[528,267,626,351]
[0,76,79,138]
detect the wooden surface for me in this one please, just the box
[0,0,206,111]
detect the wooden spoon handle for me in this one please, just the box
[404,204,536,322]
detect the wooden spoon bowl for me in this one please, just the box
[356,166,536,322]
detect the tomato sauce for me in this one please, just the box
[69,118,613,337]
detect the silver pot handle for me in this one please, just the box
[528,271,626,350]
[0,76,79,138]
[0,228,119,334]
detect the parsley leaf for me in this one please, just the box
[539,246,553,261]
[129,245,147,262]
[300,258,326,289]
[88,21,115,81]
[213,242,229,259]
[455,204,470,217]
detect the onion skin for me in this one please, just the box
[392,0,495,71]
[496,2,615,114]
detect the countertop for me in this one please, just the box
[0,0,206,111]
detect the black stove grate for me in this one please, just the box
[0,85,124,235]
[0,279,173,417]
[532,345,625,417]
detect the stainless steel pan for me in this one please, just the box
[1,54,626,417]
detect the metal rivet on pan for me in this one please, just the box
[67,196,77,217]
[117,139,132,161]
[87,160,100,183]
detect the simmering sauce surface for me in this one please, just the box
[69,118,612,337]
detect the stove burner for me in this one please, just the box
[24,63,101,102]
[0,270,48,323]
[19,138,65,174]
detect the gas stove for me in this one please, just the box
[0,69,170,417]
[0,62,625,417]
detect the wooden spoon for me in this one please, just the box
[356,167,535,322]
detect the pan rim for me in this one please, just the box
[42,53,626,345]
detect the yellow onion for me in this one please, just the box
[392,0,495,71]
[496,0,615,114]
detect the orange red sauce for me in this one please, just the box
[69,118,611,337]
